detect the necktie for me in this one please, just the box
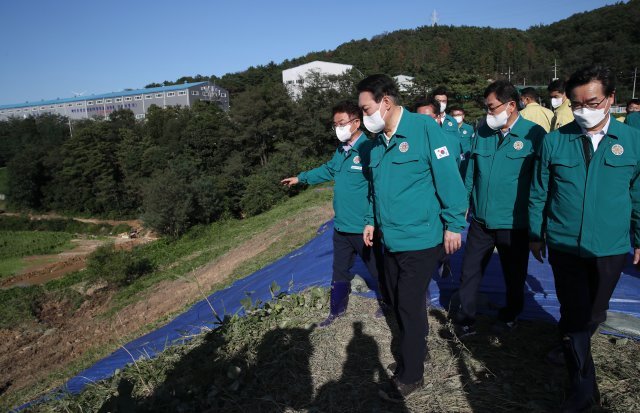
[581,136,593,168]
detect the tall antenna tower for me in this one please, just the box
[431,9,439,27]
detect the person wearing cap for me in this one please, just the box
[281,101,387,327]
[548,79,575,130]
[452,80,546,339]
[358,74,467,400]
[529,65,640,412]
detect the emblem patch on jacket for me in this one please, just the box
[612,144,624,156]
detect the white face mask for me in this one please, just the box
[335,124,353,142]
[439,102,447,113]
[363,103,388,133]
[453,115,464,124]
[551,97,563,109]
[573,101,610,129]
[486,106,510,130]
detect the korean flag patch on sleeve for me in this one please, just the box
[434,146,450,159]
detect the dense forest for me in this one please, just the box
[1,0,639,235]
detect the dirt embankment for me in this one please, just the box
[1,212,142,229]
[0,204,333,406]
[0,214,156,289]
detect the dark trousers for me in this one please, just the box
[548,249,625,406]
[332,229,386,301]
[548,249,625,335]
[456,219,529,324]
[384,245,443,384]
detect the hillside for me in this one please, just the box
[0,188,333,410]
[210,0,640,100]
[22,293,640,412]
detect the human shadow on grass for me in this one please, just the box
[425,236,580,411]
[110,318,407,412]
[97,316,315,413]
[431,306,570,412]
[313,321,409,413]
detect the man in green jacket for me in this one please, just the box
[358,74,467,400]
[449,105,475,178]
[452,80,546,338]
[281,101,386,327]
[412,95,464,279]
[625,109,640,130]
[412,95,464,172]
[529,66,640,412]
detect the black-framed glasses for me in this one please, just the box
[483,101,511,114]
[570,96,607,110]
[332,118,358,130]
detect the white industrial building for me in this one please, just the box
[393,75,415,92]
[0,82,229,122]
[282,61,353,99]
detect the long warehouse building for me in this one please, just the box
[0,81,229,121]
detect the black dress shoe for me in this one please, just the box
[379,377,424,402]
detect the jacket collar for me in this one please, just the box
[568,116,619,141]
[557,98,571,112]
[395,109,430,140]
[376,107,414,149]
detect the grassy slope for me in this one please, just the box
[12,185,640,413]
[0,231,75,279]
[1,188,334,410]
[26,293,640,413]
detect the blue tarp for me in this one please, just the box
[14,220,640,411]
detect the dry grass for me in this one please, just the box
[25,290,640,413]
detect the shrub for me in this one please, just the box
[87,244,156,286]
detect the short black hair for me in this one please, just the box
[520,87,539,100]
[432,86,448,98]
[332,100,362,122]
[566,65,616,100]
[547,79,566,94]
[484,80,519,105]
[412,95,440,114]
[448,105,464,114]
[356,74,399,103]
[626,99,640,110]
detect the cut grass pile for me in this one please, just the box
[23,292,640,413]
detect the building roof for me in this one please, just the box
[282,60,353,75]
[0,81,210,110]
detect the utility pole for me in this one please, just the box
[633,67,638,99]
[552,59,559,81]
[502,66,513,82]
